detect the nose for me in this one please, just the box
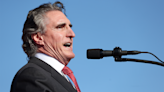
[67,27,75,39]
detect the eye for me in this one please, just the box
[56,23,66,29]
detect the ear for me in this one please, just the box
[31,33,44,46]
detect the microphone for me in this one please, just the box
[87,47,140,59]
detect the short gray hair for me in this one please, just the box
[22,1,66,58]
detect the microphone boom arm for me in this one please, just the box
[113,47,164,67]
[115,57,164,67]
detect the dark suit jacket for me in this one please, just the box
[10,57,77,92]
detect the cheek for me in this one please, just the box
[53,34,63,43]
[43,31,65,48]
[50,34,64,47]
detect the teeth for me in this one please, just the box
[65,43,71,45]
[64,43,71,47]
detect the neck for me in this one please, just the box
[37,47,70,66]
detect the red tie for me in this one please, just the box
[62,66,81,92]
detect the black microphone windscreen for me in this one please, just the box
[87,49,103,59]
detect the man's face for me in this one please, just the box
[41,10,75,65]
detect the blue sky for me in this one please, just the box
[0,0,164,92]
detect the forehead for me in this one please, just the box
[45,10,70,24]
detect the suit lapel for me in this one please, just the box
[28,57,76,92]
[51,69,76,91]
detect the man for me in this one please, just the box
[10,1,80,92]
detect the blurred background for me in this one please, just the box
[0,0,164,92]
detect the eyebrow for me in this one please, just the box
[56,23,73,28]
[56,23,66,28]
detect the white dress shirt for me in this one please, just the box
[35,53,68,80]
[35,53,76,89]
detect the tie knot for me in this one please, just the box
[62,66,73,75]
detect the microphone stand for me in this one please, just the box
[114,57,164,67]
[113,47,164,67]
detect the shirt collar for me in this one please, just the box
[35,53,65,75]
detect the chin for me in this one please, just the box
[66,53,75,60]
[64,55,75,65]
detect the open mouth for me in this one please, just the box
[64,43,71,47]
